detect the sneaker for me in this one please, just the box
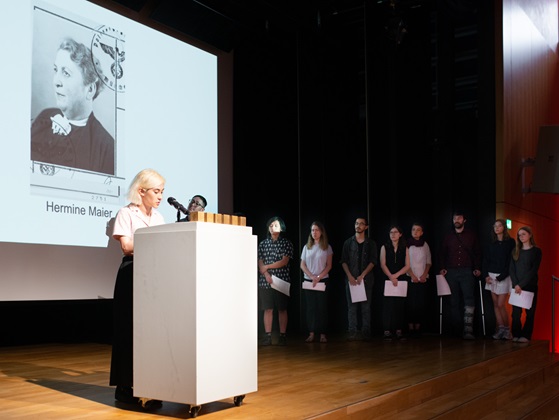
[512,337,519,342]
[517,337,530,343]
[463,332,475,340]
[502,328,513,340]
[383,331,393,341]
[277,334,287,346]
[492,326,504,340]
[260,334,272,346]
[347,333,358,342]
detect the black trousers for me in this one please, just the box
[109,256,134,387]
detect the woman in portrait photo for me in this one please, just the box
[31,37,115,175]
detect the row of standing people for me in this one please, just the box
[257,216,432,344]
[441,212,542,342]
[258,211,542,345]
[484,219,542,343]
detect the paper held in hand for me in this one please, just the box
[383,280,408,297]
[302,280,326,292]
[508,288,534,309]
[436,274,451,296]
[271,275,290,296]
[349,280,367,303]
[485,272,512,294]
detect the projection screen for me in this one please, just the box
[0,0,220,300]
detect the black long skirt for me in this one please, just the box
[109,256,134,387]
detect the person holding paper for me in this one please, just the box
[438,210,482,340]
[482,219,516,340]
[509,226,542,343]
[110,169,166,410]
[380,225,410,341]
[341,217,378,341]
[406,223,432,338]
[300,221,333,343]
[258,216,294,346]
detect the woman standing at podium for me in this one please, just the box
[110,168,166,409]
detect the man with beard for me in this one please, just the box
[439,211,482,339]
[341,217,378,341]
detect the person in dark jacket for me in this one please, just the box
[509,226,542,343]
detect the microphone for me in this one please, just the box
[167,197,189,215]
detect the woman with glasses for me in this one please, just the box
[380,225,410,341]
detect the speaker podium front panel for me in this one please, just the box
[133,220,257,406]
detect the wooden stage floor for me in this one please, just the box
[0,333,547,419]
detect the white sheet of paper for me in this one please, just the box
[271,275,290,296]
[485,273,512,294]
[508,288,534,309]
[349,281,367,303]
[484,272,498,291]
[302,281,326,292]
[436,275,451,296]
[383,280,408,297]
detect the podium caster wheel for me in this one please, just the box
[234,395,245,406]
[189,405,201,418]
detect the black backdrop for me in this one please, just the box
[231,1,496,337]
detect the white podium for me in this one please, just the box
[133,221,258,414]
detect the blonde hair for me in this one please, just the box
[127,169,165,205]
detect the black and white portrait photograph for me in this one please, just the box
[30,5,123,177]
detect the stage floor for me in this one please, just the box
[0,333,545,419]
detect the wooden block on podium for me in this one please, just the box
[222,214,231,225]
[239,216,246,226]
[231,215,239,225]
[215,213,223,224]
[205,212,215,223]
[190,211,203,221]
